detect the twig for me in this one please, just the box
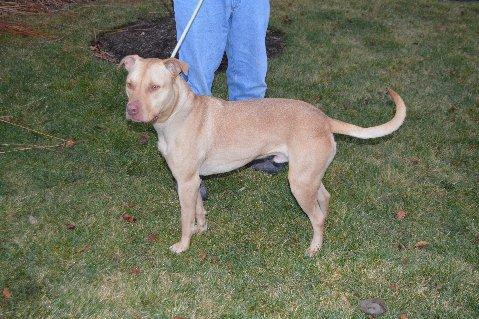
[0,117,66,142]
[21,96,46,109]
[0,144,62,154]
[0,117,76,155]
[1,143,43,146]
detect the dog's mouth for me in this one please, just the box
[125,111,160,123]
[125,111,143,122]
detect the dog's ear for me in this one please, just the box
[118,55,140,71]
[163,58,189,77]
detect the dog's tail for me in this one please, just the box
[328,89,406,139]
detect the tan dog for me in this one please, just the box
[120,55,406,256]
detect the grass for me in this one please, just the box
[1,0,478,318]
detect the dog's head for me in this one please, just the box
[119,55,189,123]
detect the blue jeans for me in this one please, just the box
[173,0,270,101]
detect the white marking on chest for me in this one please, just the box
[156,131,168,155]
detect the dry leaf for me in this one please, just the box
[399,314,409,319]
[78,244,91,253]
[139,133,149,145]
[226,262,234,273]
[66,223,76,230]
[0,115,13,121]
[122,213,137,223]
[63,139,76,148]
[147,233,158,243]
[198,251,207,262]
[3,287,11,299]
[408,157,420,165]
[130,267,141,275]
[281,15,293,25]
[395,210,407,220]
[414,241,429,249]
[123,202,136,209]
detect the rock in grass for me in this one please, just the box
[359,298,387,317]
[28,215,38,225]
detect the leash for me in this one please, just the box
[170,0,206,59]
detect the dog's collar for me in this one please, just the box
[149,114,160,124]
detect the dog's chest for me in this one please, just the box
[156,131,168,156]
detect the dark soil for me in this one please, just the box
[91,16,285,72]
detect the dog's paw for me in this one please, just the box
[191,223,208,235]
[305,244,322,257]
[169,242,189,254]
[195,223,208,234]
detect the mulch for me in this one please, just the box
[91,16,285,71]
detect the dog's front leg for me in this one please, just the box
[169,175,201,254]
[194,192,208,234]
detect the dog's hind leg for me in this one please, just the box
[289,176,326,257]
[317,183,331,218]
[288,135,335,257]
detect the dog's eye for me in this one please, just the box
[126,82,134,89]
[150,85,160,91]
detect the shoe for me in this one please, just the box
[249,156,286,175]
[199,180,208,201]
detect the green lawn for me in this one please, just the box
[1,0,478,318]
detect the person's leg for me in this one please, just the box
[225,0,270,101]
[225,0,283,174]
[173,0,232,198]
[173,0,230,95]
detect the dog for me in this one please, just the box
[120,55,406,256]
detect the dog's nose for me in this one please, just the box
[126,100,140,116]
